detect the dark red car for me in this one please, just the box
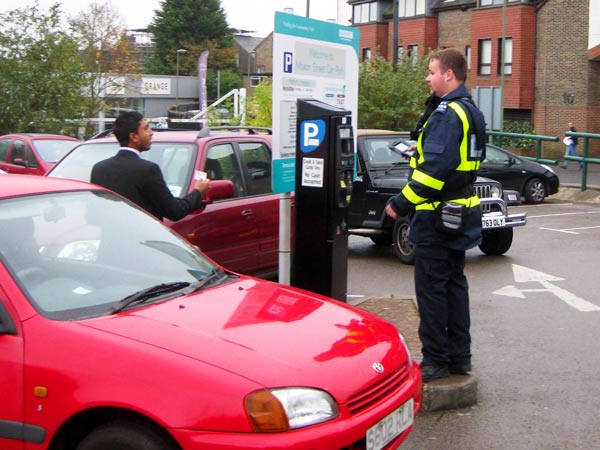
[0,133,80,176]
[48,128,282,277]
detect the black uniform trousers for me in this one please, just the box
[414,244,471,368]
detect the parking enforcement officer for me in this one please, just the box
[385,48,486,383]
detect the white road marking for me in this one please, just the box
[528,210,600,219]
[493,264,600,312]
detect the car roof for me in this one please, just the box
[357,129,410,137]
[0,174,98,199]
[89,126,272,143]
[0,133,79,140]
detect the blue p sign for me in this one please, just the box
[284,52,293,73]
[300,120,326,153]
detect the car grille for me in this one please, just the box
[475,184,492,213]
[346,363,410,414]
[474,183,491,199]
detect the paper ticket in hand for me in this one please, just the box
[195,170,207,181]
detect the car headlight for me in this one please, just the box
[541,164,555,174]
[398,332,414,366]
[490,184,502,198]
[245,388,338,432]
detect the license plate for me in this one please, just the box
[366,398,414,450]
[482,216,505,228]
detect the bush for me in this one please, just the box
[495,120,536,152]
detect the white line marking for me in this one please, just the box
[528,210,600,219]
[539,227,579,234]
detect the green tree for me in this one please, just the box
[207,70,243,103]
[146,0,235,76]
[245,80,272,128]
[358,53,429,130]
[69,2,142,121]
[0,3,87,135]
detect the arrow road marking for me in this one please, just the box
[493,264,600,312]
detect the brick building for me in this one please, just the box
[349,0,600,154]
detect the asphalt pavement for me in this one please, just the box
[351,178,600,411]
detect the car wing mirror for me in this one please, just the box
[203,179,234,204]
[12,158,28,168]
[508,157,517,166]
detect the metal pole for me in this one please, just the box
[393,0,399,66]
[306,0,310,17]
[176,49,187,107]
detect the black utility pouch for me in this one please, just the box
[434,201,467,234]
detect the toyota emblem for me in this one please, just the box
[372,362,384,374]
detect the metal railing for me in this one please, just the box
[487,131,559,165]
[565,131,600,191]
[488,130,600,192]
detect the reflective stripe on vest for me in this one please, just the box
[447,102,481,172]
[415,194,481,210]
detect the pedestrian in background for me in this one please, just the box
[91,111,210,221]
[385,48,486,383]
[561,122,582,170]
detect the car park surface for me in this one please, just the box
[478,144,560,204]
[0,174,421,450]
[48,127,282,278]
[0,133,80,176]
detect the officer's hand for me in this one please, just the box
[193,178,211,194]
[401,144,416,160]
[385,203,398,220]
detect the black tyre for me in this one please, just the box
[76,420,178,450]
[479,228,513,256]
[523,177,546,204]
[392,216,415,265]
[370,235,393,246]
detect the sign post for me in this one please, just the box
[272,12,360,285]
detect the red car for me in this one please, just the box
[0,133,80,176]
[48,128,281,277]
[0,174,421,450]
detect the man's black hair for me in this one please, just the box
[113,111,144,147]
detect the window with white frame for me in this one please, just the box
[478,39,492,75]
[408,44,419,67]
[497,37,512,75]
[465,45,472,71]
[353,2,379,24]
[362,48,372,60]
[479,0,525,5]
[398,0,426,18]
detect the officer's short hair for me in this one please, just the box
[113,111,144,147]
[430,48,468,83]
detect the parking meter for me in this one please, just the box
[292,99,354,302]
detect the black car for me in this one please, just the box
[347,130,527,264]
[478,144,560,204]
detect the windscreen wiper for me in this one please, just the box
[182,268,228,294]
[109,281,191,314]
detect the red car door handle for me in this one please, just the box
[241,209,254,216]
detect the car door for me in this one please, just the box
[170,142,261,275]
[5,139,43,176]
[0,288,24,450]
[237,141,280,274]
[0,138,11,174]
[479,146,525,192]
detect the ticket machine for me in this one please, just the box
[292,99,354,301]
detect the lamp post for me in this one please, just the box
[247,50,256,89]
[175,48,187,107]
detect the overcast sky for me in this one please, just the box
[1,0,352,37]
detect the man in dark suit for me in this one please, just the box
[91,111,210,221]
